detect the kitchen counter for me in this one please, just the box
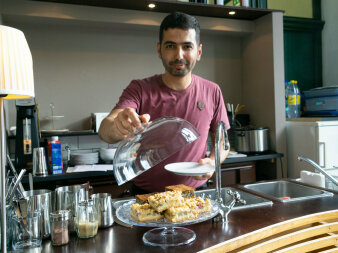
[35,187,337,253]
[21,152,282,184]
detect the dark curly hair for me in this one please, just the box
[159,12,200,45]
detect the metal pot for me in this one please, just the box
[234,127,269,153]
[55,184,89,215]
[55,183,89,233]
[92,193,114,228]
[23,189,53,239]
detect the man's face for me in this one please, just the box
[157,28,202,77]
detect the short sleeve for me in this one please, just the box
[209,86,230,133]
[114,80,142,113]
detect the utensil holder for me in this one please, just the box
[5,204,13,251]
[12,211,42,250]
[23,189,53,239]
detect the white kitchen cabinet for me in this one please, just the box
[286,119,338,178]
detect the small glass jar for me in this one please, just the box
[50,210,71,246]
[75,200,98,239]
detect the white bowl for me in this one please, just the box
[100,148,116,163]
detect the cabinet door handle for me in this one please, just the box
[222,165,252,171]
[318,142,325,167]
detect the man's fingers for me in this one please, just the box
[116,113,133,133]
[116,108,140,132]
[193,171,214,181]
[114,118,131,136]
[199,157,215,166]
[113,108,150,140]
[124,108,142,128]
[140,114,151,123]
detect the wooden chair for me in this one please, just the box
[200,210,338,253]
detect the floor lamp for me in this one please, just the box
[0,25,35,252]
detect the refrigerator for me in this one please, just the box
[286,119,338,178]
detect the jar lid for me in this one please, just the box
[50,210,71,221]
[51,136,59,141]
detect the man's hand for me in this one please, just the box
[98,107,150,144]
[192,157,215,181]
[192,131,230,181]
[114,108,150,139]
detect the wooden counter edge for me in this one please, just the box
[198,209,338,253]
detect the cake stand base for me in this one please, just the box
[142,227,196,247]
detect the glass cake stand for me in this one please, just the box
[116,199,220,247]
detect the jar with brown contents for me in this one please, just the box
[50,210,71,246]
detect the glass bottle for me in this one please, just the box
[50,210,71,246]
[75,200,98,239]
[287,80,300,118]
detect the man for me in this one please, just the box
[99,12,230,193]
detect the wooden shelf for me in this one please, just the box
[31,0,282,20]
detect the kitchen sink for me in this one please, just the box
[195,187,273,209]
[239,180,334,203]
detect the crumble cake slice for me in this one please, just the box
[135,193,156,204]
[130,203,163,221]
[164,205,198,223]
[184,197,211,214]
[165,184,196,198]
[148,191,183,212]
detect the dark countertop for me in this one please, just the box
[21,152,282,184]
[37,186,338,253]
[223,151,283,164]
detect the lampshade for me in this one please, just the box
[0,25,35,252]
[0,25,35,99]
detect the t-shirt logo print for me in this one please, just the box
[197,101,204,111]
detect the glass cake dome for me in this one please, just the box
[113,117,200,185]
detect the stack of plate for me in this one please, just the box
[70,152,99,165]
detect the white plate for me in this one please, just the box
[164,162,215,176]
[41,128,69,133]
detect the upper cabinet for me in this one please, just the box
[30,0,281,20]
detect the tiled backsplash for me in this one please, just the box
[8,133,211,162]
[8,134,116,162]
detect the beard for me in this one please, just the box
[161,58,196,77]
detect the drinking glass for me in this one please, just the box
[12,211,42,250]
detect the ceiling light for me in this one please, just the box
[148,3,156,9]
[229,11,236,15]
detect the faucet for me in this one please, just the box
[214,121,230,204]
[212,121,246,223]
[213,189,246,223]
[297,156,338,187]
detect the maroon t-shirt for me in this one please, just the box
[114,74,229,192]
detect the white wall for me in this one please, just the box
[2,17,242,131]
[322,0,338,86]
